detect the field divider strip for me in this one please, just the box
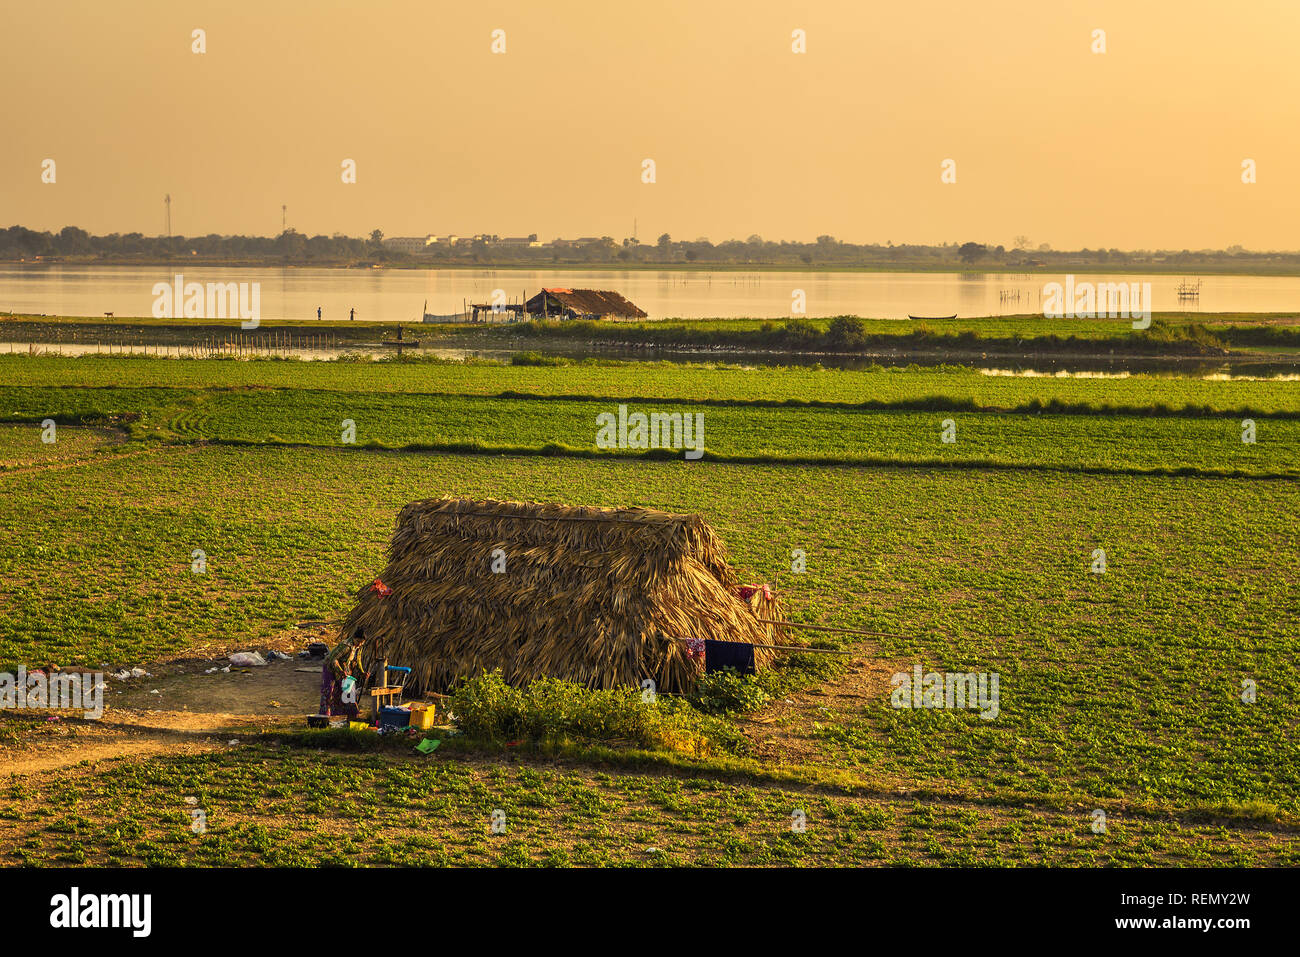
[0,441,193,480]
[186,435,1300,482]
[7,382,1300,420]
[252,734,1300,836]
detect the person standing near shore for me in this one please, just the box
[350,307,355,321]
[317,306,322,320]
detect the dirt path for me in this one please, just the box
[0,434,184,479]
[739,644,898,766]
[5,636,893,778]
[2,657,322,777]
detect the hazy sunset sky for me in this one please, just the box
[4,0,1298,249]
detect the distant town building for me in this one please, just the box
[548,237,614,249]
[383,233,546,251]
[382,236,435,254]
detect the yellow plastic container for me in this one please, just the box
[408,704,437,730]
[348,721,370,732]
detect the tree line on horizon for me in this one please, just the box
[2,224,1294,270]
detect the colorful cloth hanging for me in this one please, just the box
[735,583,772,602]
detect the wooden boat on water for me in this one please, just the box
[908,314,957,320]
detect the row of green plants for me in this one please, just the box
[12,381,1300,427]
[502,315,1235,355]
[4,354,1298,415]
[4,386,1298,485]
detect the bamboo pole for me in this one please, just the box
[666,636,857,655]
[753,618,917,640]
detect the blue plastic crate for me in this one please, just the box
[378,705,410,730]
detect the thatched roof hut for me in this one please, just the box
[341,497,783,693]
[524,288,648,320]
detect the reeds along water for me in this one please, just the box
[194,331,341,358]
[2,331,344,359]
[340,497,784,693]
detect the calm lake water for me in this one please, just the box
[2,265,1298,321]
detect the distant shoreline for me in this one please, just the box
[6,259,1300,278]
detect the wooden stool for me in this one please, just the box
[366,664,410,720]
[367,685,402,717]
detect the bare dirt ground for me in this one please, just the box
[2,657,321,778]
[739,646,898,765]
[5,632,900,779]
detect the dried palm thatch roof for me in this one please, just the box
[524,288,648,319]
[340,497,783,693]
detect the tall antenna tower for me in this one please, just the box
[164,194,171,236]
[282,204,287,234]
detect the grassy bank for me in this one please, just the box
[9,312,1300,358]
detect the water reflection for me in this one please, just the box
[2,264,1299,321]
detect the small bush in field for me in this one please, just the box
[448,670,726,754]
[688,668,771,715]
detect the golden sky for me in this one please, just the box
[3,0,1298,249]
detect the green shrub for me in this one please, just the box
[447,669,529,738]
[826,316,867,349]
[781,319,820,346]
[510,351,571,367]
[688,668,771,714]
[448,670,723,754]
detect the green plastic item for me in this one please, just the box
[415,738,441,754]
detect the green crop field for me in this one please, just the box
[1,353,1296,867]
[5,748,1293,867]
[3,353,1299,413]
